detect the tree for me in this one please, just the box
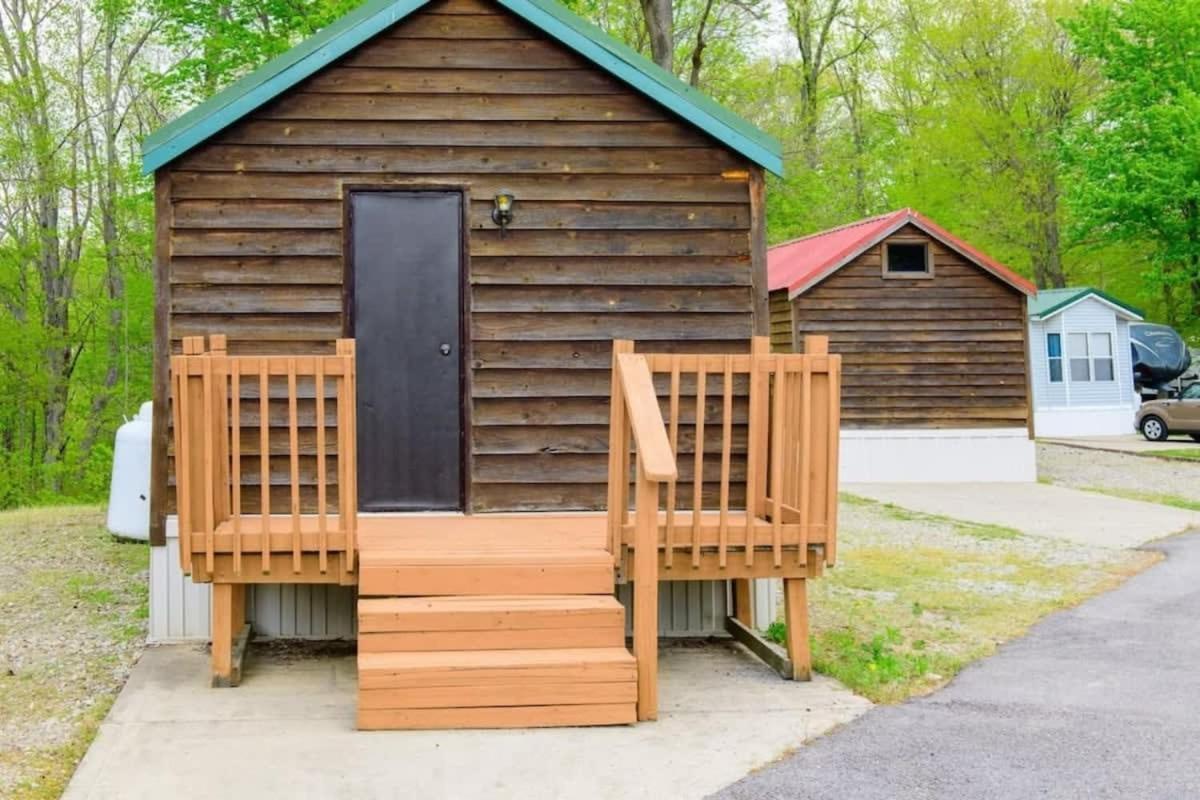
[887,0,1097,289]
[1065,0,1200,328]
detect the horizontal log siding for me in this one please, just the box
[768,289,793,352]
[162,0,755,513]
[788,225,1030,430]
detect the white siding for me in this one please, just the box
[153,517,731,641]
[1029,318,1068,407]
[1060,298,1126,407]
[1029,295,1139,437]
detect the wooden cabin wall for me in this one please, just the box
[156,0,759,519]
[768,290,793,352]
[788,224,1030,430]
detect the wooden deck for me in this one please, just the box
[169,334,842,729]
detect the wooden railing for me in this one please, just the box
[170,334,358,580]
[608,351,677,721]
[608,335,841,569]
[606,335,842,715]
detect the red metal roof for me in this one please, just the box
[767,208,1037,297]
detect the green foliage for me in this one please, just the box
[150,0,366,104]
[1063,0,1200,334]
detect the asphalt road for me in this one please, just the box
[712,531,1200,800]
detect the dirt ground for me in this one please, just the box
[0,507,147,800]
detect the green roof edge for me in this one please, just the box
[1028,287,1145,321]
[141,0,784,176]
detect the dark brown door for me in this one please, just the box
[348,190,463,511]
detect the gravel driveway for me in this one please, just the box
[1038,442,1200,505]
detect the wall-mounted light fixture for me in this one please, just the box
[492,190,515,238]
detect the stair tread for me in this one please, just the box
[358,548,612,566]
[358,594,622,614]
[359,646,635,671]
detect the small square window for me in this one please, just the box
[884,242,930,275]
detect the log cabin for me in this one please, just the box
[768,208,1036,483]
[144,0,844,730]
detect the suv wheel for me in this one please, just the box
[1142,415,1169,441]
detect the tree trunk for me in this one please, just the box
[639,0,673,72]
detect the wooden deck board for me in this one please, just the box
[359,682,636,710]
[358,594,623,632]
[358,703,636,730]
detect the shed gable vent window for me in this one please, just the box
[883,242,931,276]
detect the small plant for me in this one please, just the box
[764,620,788,645]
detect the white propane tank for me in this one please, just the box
[106,401,153,540]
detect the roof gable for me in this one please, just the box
[141,0,783,175]
[1028,287,1144,321]
[767,208,1037,298]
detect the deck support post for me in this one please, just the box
[212,582,248,687]
[732,579,753,627]
[783,577,811,681]
[632,465,659,721]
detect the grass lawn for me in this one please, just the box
[768,495,1159,704]
[1077,486,1200,513]
[0,507,148,800]
[1151,448,1200,462]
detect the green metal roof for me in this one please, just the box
[141,0,784,175]
[1027,287,1144,321]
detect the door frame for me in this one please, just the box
[341,182,473,512]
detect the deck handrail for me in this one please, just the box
[170,335,358,580]
[605,335,842,716]
[608,351,675,722]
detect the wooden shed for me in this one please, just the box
[768,209,1036,483]
[143,0,847,731]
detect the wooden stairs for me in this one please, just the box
[355,516,637,730]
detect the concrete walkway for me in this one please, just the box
[64,641,870,800]
[713,530,1200,800]
[847,481,1200,548]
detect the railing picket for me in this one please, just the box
[664,358,680,569]
[745,337,769,566]
[606,340,635,565]
[201,346,216,574]
[691,363,706,568]
[315,355,328,574]
[826,349,841,566]
[770,358,786,567]
[718,356,733,569]
[799,356,813,566]
[287,358,301,574]
[230,359,242,575]
[259,366,271,574]
[172,355,192,574]
[337,339,358,572]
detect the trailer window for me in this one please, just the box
[1090,333,1115,382]
[1068,333,1091,381]
[1046,333,1063,383]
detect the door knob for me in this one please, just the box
[439,343,452,356]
